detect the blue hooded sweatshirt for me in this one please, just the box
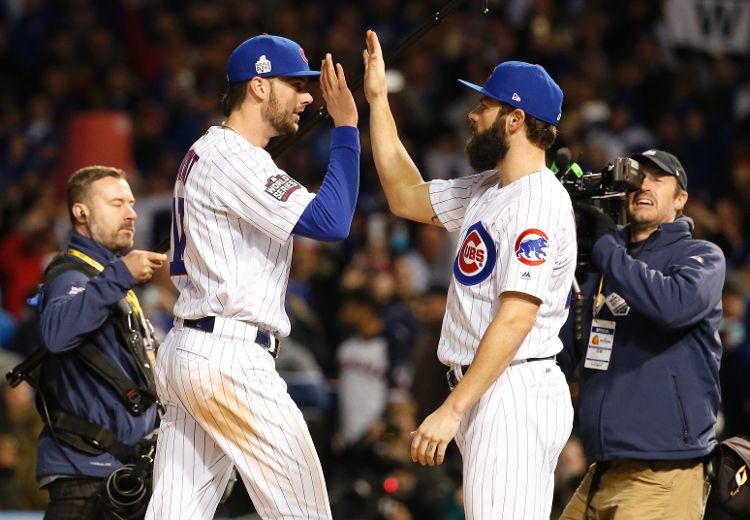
[558,216,725,461]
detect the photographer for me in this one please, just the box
[558,150,725,519]
[35,166,164,519]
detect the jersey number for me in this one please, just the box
[170,197,187,275]
[170,150,199,275]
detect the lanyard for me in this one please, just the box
[67,248,143,318]
[593,275,605,318]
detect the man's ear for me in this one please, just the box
[248,77,268,101]
[674,190,688,212]
[72,203,88,223]
[508,109,526,133]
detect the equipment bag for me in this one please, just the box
[713,436,750,516]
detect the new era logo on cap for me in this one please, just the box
[458,61,563,126]
[227,35,320,83]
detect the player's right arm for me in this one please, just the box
[363,30,440,226]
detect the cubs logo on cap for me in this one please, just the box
[454,222,497,286]
[515,229,549,266]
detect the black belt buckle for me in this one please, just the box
[255,329,280,359]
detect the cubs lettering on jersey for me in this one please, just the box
[454,221,497,285]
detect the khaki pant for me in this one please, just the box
[558,459,710,520]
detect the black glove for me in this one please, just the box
[574,202,617,261]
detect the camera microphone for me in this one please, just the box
[555,147,572,177]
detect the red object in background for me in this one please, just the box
[383,476,399,494]
[0,231,44,320]
[56,111,135,194]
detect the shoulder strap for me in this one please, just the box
[76,342,156,416]
[43,253,100,287]
[40,252,157,415]
[46,409,135,463]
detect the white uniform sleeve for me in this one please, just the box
[495,185,572,303]
[428,171,496,232]
[209,146,315,243]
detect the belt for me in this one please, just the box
[446,355,556,391]
[180,317,281,359]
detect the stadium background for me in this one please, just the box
[0,0,749,518]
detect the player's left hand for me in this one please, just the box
[410,405,462,466]
[320,53,358,128]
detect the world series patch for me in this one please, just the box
[264,174,301,202]
[454,221,497,286]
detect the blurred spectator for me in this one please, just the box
[336,290,391,447]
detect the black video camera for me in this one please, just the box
[552,148,643,226]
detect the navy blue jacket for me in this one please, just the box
[559,216,725,461]
[36,233,158,479]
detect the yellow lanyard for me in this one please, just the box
[67,248,143,318]
[593,275,605,317]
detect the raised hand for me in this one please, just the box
[123,250,167,284]
[320,53,358,128]
[362,30,387,103]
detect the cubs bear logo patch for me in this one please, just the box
[454,222,496,285]
[515,228,549,266]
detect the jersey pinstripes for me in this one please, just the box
[429,168,575,520]
[147,125,332,520]
[148,327,331,519]
[171,126,314,337]
[430,168,576,366]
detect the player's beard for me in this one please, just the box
[264,82,297,136]
[465,115,510,172]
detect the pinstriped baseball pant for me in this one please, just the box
[145,326,331,520]
[454,360,573,520]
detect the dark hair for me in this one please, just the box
[221,80,249,117]
[498,102,558,150]
[67,166,126,225]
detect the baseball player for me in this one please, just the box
[363,30,575,519]
[146,35,359,520]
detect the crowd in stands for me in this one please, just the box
[1,1,749,517]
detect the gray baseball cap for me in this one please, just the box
[630,149,688,191]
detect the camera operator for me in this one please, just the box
[35,166,165,519]
[558,150,725,519]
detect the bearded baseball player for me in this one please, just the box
[363,30,575,519]
[145,35,359,519]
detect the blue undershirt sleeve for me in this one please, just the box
[292,126,360,242]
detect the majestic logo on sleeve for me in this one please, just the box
[454,222,497,286]
[515,228,549,266]
[264,174,301,201]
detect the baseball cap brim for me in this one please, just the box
[281,70,321,77]
[630,154,670,173]
[458,79,503,102]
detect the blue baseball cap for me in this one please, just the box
[227,35,320,83]
[458,61,563,126]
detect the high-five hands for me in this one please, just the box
[363,30,388,103]
[320,53,358,128]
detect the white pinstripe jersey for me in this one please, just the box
[429,168,576,366]
[169,126,315,337]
